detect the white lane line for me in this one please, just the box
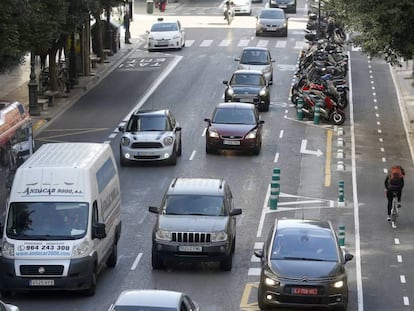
[131,252,143,270]
[257,40,268,47]
[279,130,284,138]
[185,40,195,47]
[254,242,264,249]
[348,51,364,311]
[395,238,400,245]
[257,184,270,238]
[251,254,260,262]
[238,39,249,47]
[380,147,385,152]
[404,297,410,306]
[397,255,403,263]
[275,41,287,48]
[219,40,231,47]
[400,275,406,283]
[382,157,386,162]
[248,268,261,276]
[202,127,207,136]
[200,40,213,47]
[377,121,380,125]
[376,113,380,117]
[103,140,110,144]
[189,150,196,161]
[274,152,279,163]
[379,138,383,142]
[108,133,117,139]
[377,129,382,134]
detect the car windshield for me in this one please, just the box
[212,108,256,125]
[260,10,285,19]
[271,228,339,262]
[151,22,178,32]
[164,195,226,216]
[113,307,176,311]
[231,73,265,86]
[241,50,269,65]
[126,115,170,132]
[6,202,89,240]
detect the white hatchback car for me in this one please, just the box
[147,18,185,51]
[232,0,252,15]
[109,289,200,311]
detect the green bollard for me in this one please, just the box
[338,225,345,246]
[270,182,279,210]
[313,102,321,124]
[297,98,304,120]
[338,180,344,206]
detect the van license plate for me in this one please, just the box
[30,279,55,286]
[178,246,202,252]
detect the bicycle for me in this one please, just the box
[390,192,399,228]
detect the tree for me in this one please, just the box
[323,0,414,64]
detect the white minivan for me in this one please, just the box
[0,143,122,296]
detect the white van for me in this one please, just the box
[0,143,122,296]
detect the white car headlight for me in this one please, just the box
[163,136,174,146]
[208,130,219,138]
[1,240,15,258]
[121,137,131,146]
[259,88,267,96]
[155,229,172,241]
[245,130,257,139]
[332,280,344,288]
[72,240,90,257]
[264,269,280,286]
[211,231,228,242]
[227,88,234,96]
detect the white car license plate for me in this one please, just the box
[223,140,241,145]
[29,279,55,286]
[240,98,254,103]
[279,4,287,8]
[137,151,154,156]
[179,245,202,252]
[267,27,277,31]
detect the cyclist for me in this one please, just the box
[384,165,405,221]
[224,1,235,20]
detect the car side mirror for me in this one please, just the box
[254,249,263,258]
[268,80,273,85]
[230,208,242,216]
[149,206,160,214]
[271,59,275,63]
[235,57,240,61]
[222,80,229,85]
[204,118,211,123]
[175,126,182,132]
[344,252,354,263]
[92,223,107,239]
[259,120,265,124]
[118,126,125,132]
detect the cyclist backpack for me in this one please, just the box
[389,166,404,187]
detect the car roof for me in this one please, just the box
[241,47,269,52]
[132,109,170,117]
[276,219,333,231]
[215,102,256,110]
[261,8,285,13]
[233,69,264,75]
[168,177,226,196]
[114,289,182,307]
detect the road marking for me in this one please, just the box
[247,268,261,276]
[254,242,263,249]
[202,127,207,136]
[219,40,231,46]
[257,184,270,237]
[238,39,249,47]
[131,252,143,270]
[275,40,287,48]
[251,254,260,262]
[257,40,268,47]
[185,40,195,47]
[325,130,332,187]
[294,41,305,49]
[400,275,406,283]
[189,150,196,160]
[395,238,400,245]
[200,39,213,47]
[397,255,403,263]
[240,283,259,310]
[108,133,117,139]
[273,152,279,163]
[279,130,284,138]
[300,139,323,156]
[404,297,410,306]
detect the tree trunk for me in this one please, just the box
[93,14,105,63]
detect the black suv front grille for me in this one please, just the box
[172,232,211,243]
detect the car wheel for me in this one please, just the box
[168,148,177,165]
[231,237,236,253]
[257,285,272,310]
[83,269,97,296]
[0,290,13,298]
[177,140,182,156]
[106,242,118,268]
[255,32,260,37]
[284,29,288,37]
[252,140,261,155]
[220,254,233,271]
[120,154,131,167]
[152,250,165,270]
[206,143,216,154]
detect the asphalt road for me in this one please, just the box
[4,0,413,310]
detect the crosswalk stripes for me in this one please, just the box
[238,39,250,47]
[185,39,195,47]
[178,38,306,49]
[257,40,268,47]
[200,39,213,47]
[275,40,287,48]
[219,39,231,47]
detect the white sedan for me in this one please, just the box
[147,18,185,51]
[108,289,200,311]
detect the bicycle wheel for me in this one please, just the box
[391,197,398,225]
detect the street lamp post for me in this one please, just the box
[28,52,41,116]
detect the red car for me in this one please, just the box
[204,102,264,155]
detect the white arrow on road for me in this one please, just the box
[300,139,323,157]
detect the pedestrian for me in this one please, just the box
[123,11,132,44]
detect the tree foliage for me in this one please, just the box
[323,0,414,64]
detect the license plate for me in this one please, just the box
[292,287,318,295]
[240,98,254,103]
[223,140,240,145]
[137,151,154,156]
[179,245,202,252]
[267,27,277,31]
[279,4,287,7]
[29,279,55,286]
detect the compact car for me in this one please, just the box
[269,0,297,13]
[235,47,275,82]
[255,218,353,311]
[204,102,264,154]
[232,0,252,15]
[109,289,200,311]
[223,70,271,111]
[256,8,288,37]
[149,177,242,271]
[146,18,185,51]
[118,109,182,166]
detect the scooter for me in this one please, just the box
[224,8,234,25]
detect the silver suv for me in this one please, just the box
[118,109,181,166]
[235,47,275,82]
[149,178,242,271]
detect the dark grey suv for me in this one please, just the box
[149,178,242,271]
